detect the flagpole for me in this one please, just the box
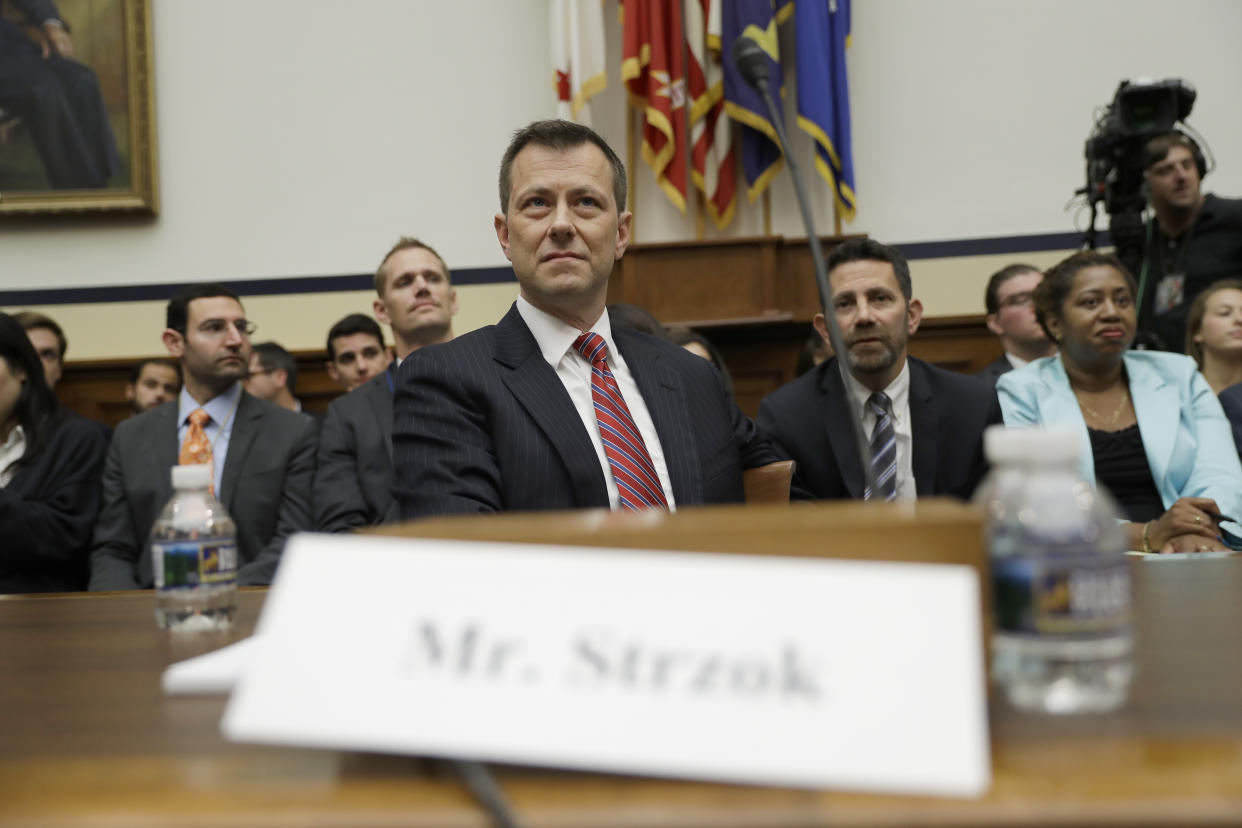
[626,105,638,244]
[833,197,842,237]
[762,190,772,236]
[695,188,706,239]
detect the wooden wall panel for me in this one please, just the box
[57,238,1003,428]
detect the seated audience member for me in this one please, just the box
[391,120,778,517]
[13,310,67,389]
[795,329,830,376]
[978,264,1057,384]
[759,238,1001,501]
[89,284,318,589]
[0,312,108,594]
[1137,132,1242,352]
[607,302,666,338]
[997,251,1242,554]
[667,327,734,396]
[324,313,390,393]
[1185,279,1242,394]
[125,359,181,415]
[314,238,457,532]
[245,341,306,414]
[1185,279,1242,465]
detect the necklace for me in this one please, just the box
[1075,389,1130,426]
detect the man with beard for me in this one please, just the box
[1137,132,1242,352]
[124,358,180,415]
[758,238,1001,501]
[89,284,318,589]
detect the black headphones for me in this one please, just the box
[1145,130,1209,179]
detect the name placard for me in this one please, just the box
[222,533,990,796]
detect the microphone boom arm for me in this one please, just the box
[731,36,878,499]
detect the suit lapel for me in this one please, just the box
[821,359,866,499]
[616,329,700,505]
[220,392,261,511]
[151,403,179,505]
[494,307,609,506]
[366,375,395,463]
[907,360,940,496]
[1127,353,1177,490]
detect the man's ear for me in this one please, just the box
[615,211,633,260]
[495,213,512,261]
[985,312,1004,337]
[812,313,831,344]
[373,297,391,327]
[162,328,185,359]
[273,369,289,391]
[906,298,924,336]
[325,361,341,384]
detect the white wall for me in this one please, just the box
[1,0,1239,291]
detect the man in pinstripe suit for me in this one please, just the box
[391,120,778,517]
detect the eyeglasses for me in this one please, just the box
[999,291,1034,309]
[193,319,257,338]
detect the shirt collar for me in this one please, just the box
[843,359,911,421]
[1004,352,1030,370]
[516,295,615,367]
[0,424,25,453]
[178,380,243,427]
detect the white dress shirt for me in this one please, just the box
[0,425,26,488]
[1004,352,1031,371]
[516,296,676,511]
[843,361,915,501]
[176,382,242,497]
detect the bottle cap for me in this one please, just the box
[171,464,211,490]
[983,424,1081,465]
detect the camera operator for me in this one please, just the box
[1140,132,1242,352]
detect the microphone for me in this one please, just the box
[731,34,878,499]
[731,35,773,95]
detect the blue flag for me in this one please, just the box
[721,0,792,202]
[795,0,856,221]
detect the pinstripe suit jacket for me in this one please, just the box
[392,304,778,518]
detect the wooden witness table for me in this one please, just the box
[4,502,1242,826]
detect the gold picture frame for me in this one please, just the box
[0,0,157,215]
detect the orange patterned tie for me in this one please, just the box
[179,408,214,495]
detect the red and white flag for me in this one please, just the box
[621,0,688,212]
[551,0,607,125]
[685,0,736,228]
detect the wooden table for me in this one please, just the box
[3,560,1242,827]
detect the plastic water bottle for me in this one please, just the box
[152,464,238,631]
[974,425,1133,713]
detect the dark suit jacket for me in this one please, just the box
[0,412,107,593]
[392,305,779,517]
[976,354,1012,386]
[314,370,395,532]
[758,356,1001,500]
[88,391,319,590]
[1220,382,1242,466]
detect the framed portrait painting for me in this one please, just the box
[0,0,156,215]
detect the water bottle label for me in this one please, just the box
[154,539,238,589]
[994,556,1130,636]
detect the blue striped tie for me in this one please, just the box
[864,392,897,501]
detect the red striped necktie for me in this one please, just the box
[572,332,668,511]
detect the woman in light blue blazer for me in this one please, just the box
[997,251,1242,554]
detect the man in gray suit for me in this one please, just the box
[89,284,318,589]
[312,238,457,532]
